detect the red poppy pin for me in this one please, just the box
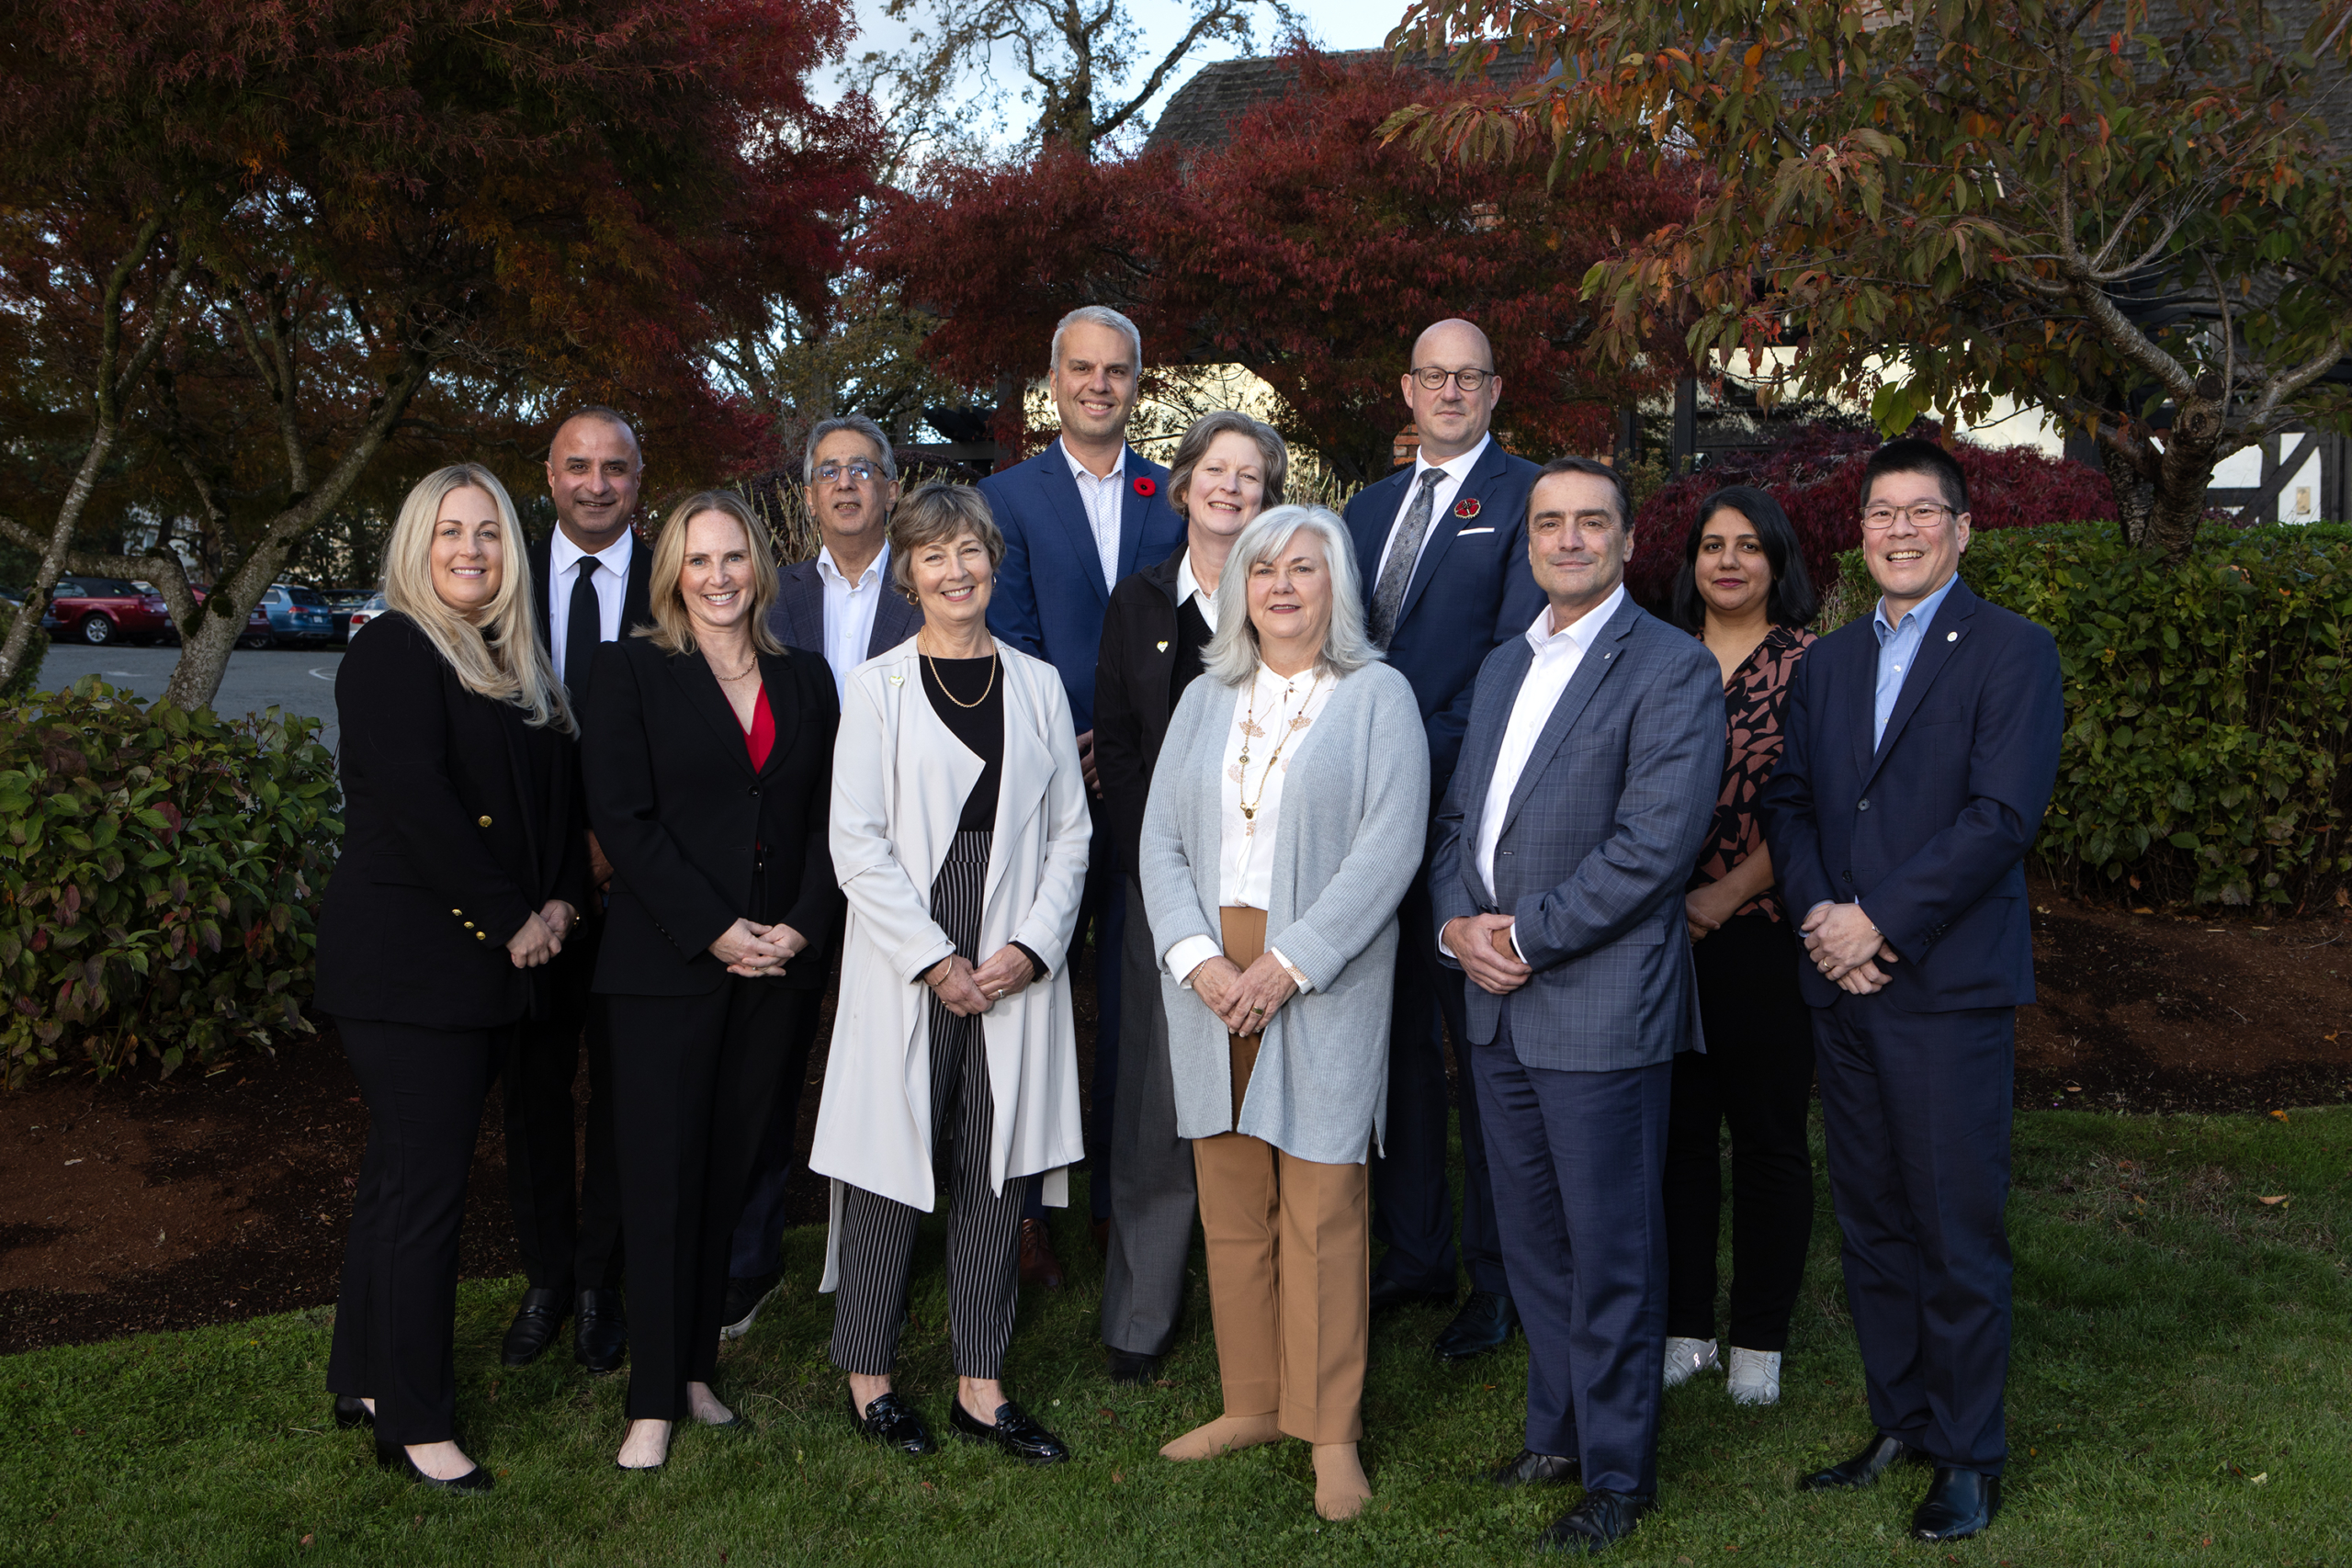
[1453,497,1481,520]
[1133,476,1158,498]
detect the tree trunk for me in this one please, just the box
[2142,394,2229,562]
[0,422,122,691]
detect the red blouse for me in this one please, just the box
[1688,623,1817,922]
[742,685,774,771]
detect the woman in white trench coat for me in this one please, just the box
[808,482,1091,1465]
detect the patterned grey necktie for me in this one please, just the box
[1370,468,1445,648]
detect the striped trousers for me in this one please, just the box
[831,830,1031,1379]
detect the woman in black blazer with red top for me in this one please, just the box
[318,463,586,1493]
[583,490,842,1471]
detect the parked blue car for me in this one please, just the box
[251,583,338,648]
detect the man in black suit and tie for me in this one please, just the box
[500,405,653,1374]
[717,412,923,1339]
[1340,319,1546,1362]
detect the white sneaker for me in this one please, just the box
[1662,1336,1719,1388]
[1727,1347,1782,1405]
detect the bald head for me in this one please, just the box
[1413,319,1495,371]
[1401,318,1502,463]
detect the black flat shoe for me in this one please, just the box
[375,1439,493,1493]
[1911,1467,2001,1540]
[1798,1430,1925,1491]
[1487,1448,1579,1487]
[573,1288,628,1375]
[1105,1348,1160,1386]
[333,1396,373,1431]
[1368,1275,1455,1314]
[501,1286,569,1368]
[1537,1489,1651,1554]
[948,1396,1070,1464]
[718,1271,782,1343]
[852,1392,937,1456]
[1433,1290,1520,1362]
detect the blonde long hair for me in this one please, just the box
[381,464,574,733]
[638,490,786,658]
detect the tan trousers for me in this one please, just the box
[1191,907,1370,1445]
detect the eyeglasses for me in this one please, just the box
[1860,502,1957,530]
[1410,366,1494,392]
[815,461,881,484]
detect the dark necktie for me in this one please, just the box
[564,557,601,707]
[1370,468,1445,648]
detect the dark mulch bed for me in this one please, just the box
[4,878,2346,1356]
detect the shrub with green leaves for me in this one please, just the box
[1832,524,2352,908]
[0,678,341,1087]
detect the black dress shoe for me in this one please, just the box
[1433,1291,1520,1361]
[851,1392,936,1455]
[1537,1488,1651,1554]
[375,1438,493,1493]
[573,1288,628,1374]
[718,1271,782,1342]
[1487,1448,1579,1487]
[501,1287,569,1368]
[1911,1467,2001,1540]
[333,1396,374,1431]
[1105,1348,1160,1385]
[948,1397,1070,1464]
[1798,1430,1925,1491]
[1368,1275,1455,1314]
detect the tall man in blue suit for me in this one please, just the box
[1342,318,1545,1361]
[1759,438,2062,1544]
[718,412,924,1341]
[1431,457,1724,1555]
[979,305,1185,1284]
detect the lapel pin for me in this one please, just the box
[888,672,905,685]
[1156,640,1170,652]
[1453,497,1481,519]
[1947,631,1959,641]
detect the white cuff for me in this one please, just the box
[1165,934,1222,987]
[1267,946,1313,995]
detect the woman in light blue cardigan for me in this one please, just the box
[1135,503,1428,1520]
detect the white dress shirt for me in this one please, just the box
[1175,548,1218,632]
[1062,437,1126,592]
[1375,432,1492,589]
[1161,661,1332,991]
[548,526,635,684]
[815,542,890,702]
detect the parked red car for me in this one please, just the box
[40,576,174,646]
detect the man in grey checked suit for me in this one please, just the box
[1430,457,1724,1555]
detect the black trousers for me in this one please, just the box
[501,927,624,1297]
[1661,910,1816,1350]
[725,986,824,1279]
[607,977,814,1420]
[327,1016,504,1447]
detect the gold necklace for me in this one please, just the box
[924,648,999,708]
[1236,668,1322,831]
[709,649,758,682]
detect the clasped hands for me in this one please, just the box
[1185,953,1299,1034]
[922,946,1036,1017]
[1442,913,1532,998]
[506,899,579,969]
[708,918,809,979]
[1801,902,1899,994]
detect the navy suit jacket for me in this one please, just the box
[1758,577,2063,1013]
[763,555,924,676]
[1430,594,1724,1070]
[978,442,1184,734]
[1341,441,1545,800]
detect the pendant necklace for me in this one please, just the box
[1236,668,1323,834]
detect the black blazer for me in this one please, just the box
[582,634,842,997]
[316,614,590,1029]
[526,525,655,709]
[1093,545,1210,877]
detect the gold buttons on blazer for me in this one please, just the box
[450,908,461,917]
[476,931,487,941]
[478,815,492,828]
[464,922,475,931]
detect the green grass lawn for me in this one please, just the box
[4,1106,2347,1567]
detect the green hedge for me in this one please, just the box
[1831,523,2352,908]
[0,678,341,1087]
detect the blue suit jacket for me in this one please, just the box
[1430,594,1725,1070]
[763,555,924,675]
[1758,577,2063,1012]
[978,443,1184,735]
[1341,441,1546,800]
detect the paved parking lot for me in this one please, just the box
[39,644,345,752]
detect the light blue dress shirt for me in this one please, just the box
[1871,573,1960,750]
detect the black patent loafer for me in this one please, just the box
[852,1392,937,1455]
[573,1288,628,1375]
[1798,1430,1925,1491]
[1105,1348,1160,1386]
[1911,1467,2001,1540]
[948,1397,1070,1464]
[501,1286,569,1368]
[1537,1488,1652,1554]
[1487,1447,1580,1487]
[333,1395,374,1431]
[375,1439,493,1494]
[1433,1290,1521,1362]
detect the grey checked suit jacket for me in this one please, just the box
[1430,593,1725,1072]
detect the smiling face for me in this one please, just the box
[545,415,644,552]
[1527,471,1632,624]
[908,528,995,630]
[1050,321,1139,446]
[803,426,898,558]
[676,510,755,641]
[429,486,504,620]
[1862,467,1970,616]
[1694,505,1772,622]
[1180,429,1269,542]
[1246,527,1332,665]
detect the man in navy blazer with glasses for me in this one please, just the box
[978,305,1184,1286]
[1760,436,2062,1545]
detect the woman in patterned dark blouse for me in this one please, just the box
[1661,485,1820,1408]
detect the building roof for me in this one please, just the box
[1145,47,1549,155]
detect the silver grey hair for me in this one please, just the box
[1203,504,1379,686]
[801,414,898,484]
[1049,305,1143,376]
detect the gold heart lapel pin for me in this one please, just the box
[1156,640,1170,652]
[888,672,905,685]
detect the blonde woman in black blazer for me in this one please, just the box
[582,490,842,1471]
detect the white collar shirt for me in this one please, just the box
[1376,432,1492,587]
[547,526,635,683]
[1174,547,1218,633]
[1476,584,1626,902]
[1062,437,1127,592]
[815,541,890,702]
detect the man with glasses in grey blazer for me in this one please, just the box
[1430,456,1724,1556]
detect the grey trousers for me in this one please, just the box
[1099,874,1199,1357]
